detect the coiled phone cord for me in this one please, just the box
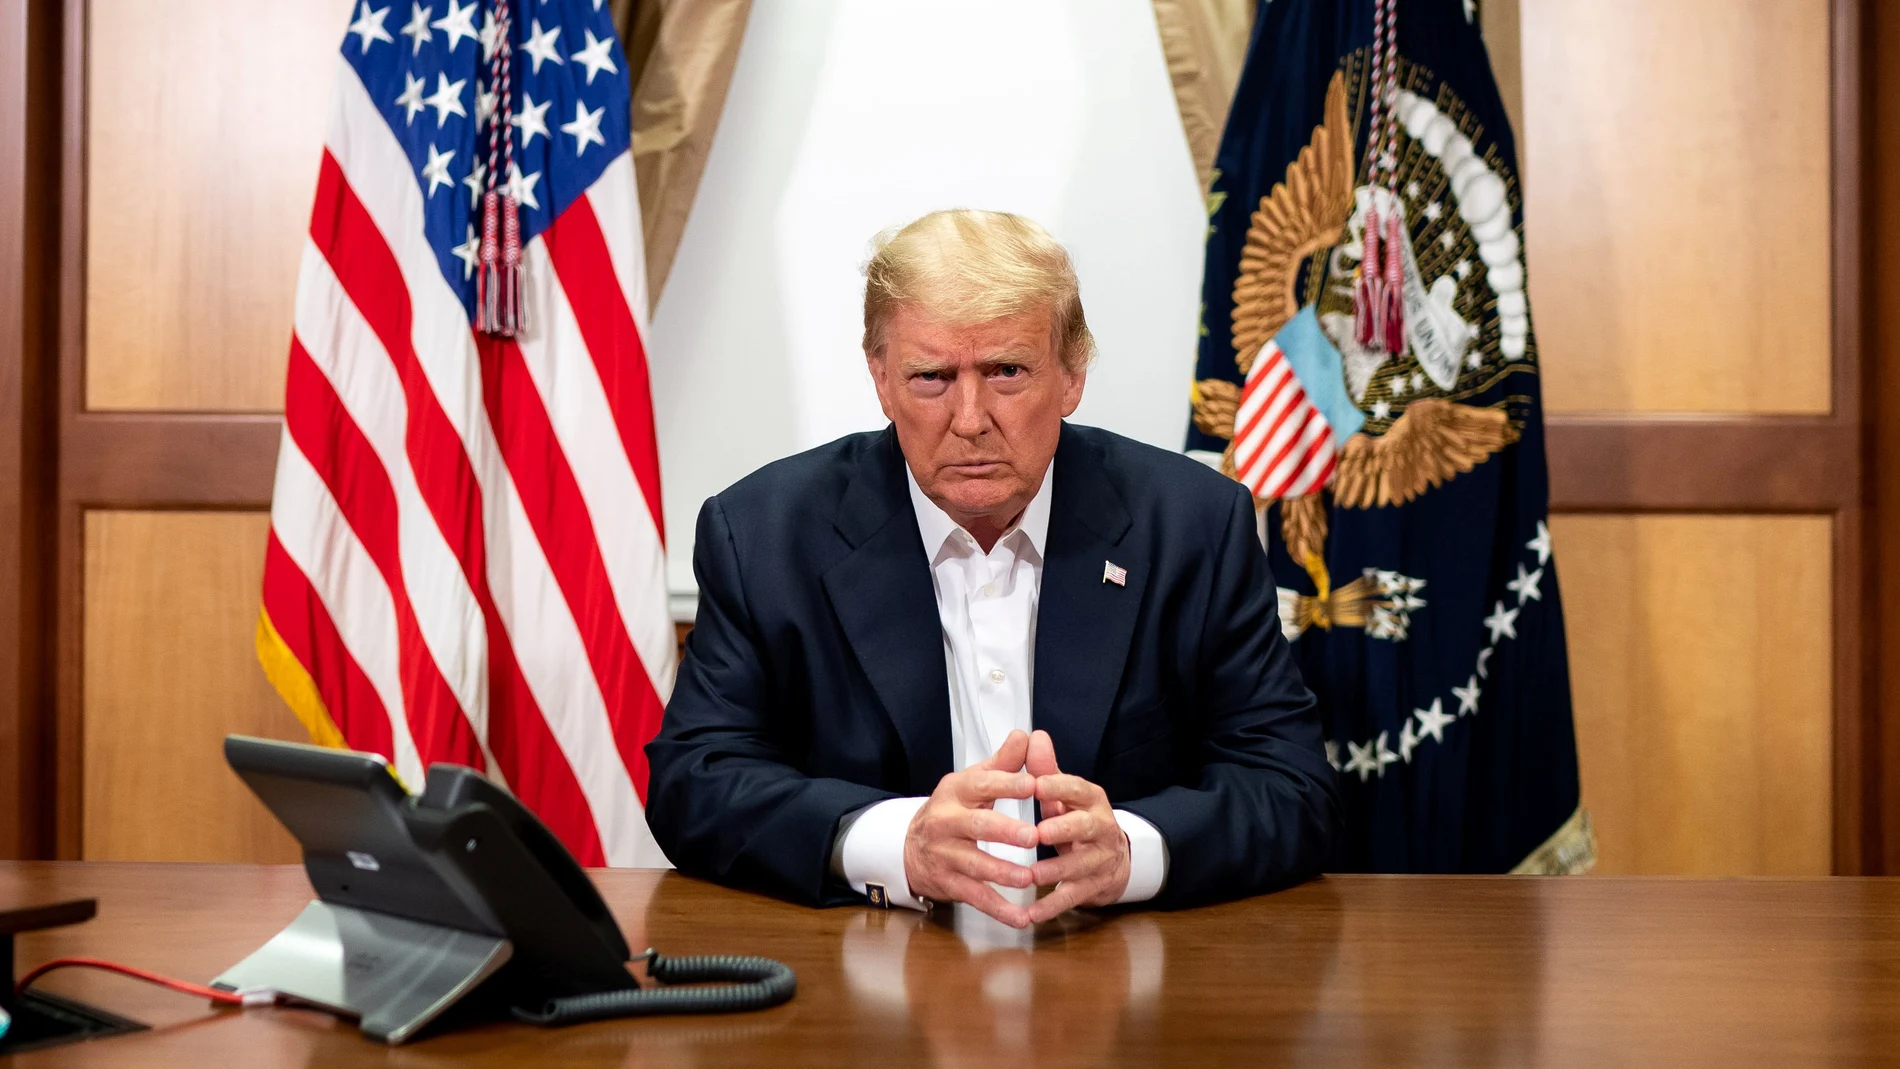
[512,949,796,1025]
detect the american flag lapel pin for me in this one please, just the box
[1102,560,1127,586]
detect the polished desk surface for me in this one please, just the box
[4,863,1900,1067]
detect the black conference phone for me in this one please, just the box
[213,736,793,1044]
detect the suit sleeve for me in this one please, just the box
[1116,483,1341,908]
[645,497,899,907]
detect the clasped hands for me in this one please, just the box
[902,728,1130,929]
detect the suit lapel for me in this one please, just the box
[1033,425,1142,783]
[822,429,953,794]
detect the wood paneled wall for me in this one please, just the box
[81,512,299,862]
[1555,515,1834,875]
[1523,0,1833,415]
[1513,0,1844,875]
[67,1,347,860]
[83,0,349,411]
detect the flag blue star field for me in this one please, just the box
[1187,0,1593,872]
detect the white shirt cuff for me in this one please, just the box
[1113,809,1168,904]
[840,796,929,911]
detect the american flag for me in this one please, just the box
[256,0,674,867]
[1231,339,1339,501]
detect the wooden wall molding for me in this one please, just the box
[62,413,279,509]
[44,412,1867,515]
[1547,415,1860,513]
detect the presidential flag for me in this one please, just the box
[256,0,674,867]
[1188,0,1592,872]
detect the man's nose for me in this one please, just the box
[948,375,990,439]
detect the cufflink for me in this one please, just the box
[865,882,889,909]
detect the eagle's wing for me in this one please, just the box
[1190,378,1240,439]
[1280,494,1329,569]
[1333,399,1518,508]
[1230,69,1356,375]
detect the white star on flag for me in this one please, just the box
[522,19,565,73]
[1373,731,1401,775]
[420,143,455,197]
[570,28,619,84]
[400,2,432,53]
[504,162,542,210]
[463,158,487,199]
[394,71,426,124]
[431,0,478,51]
[1527,520,1553,565]
[348,2,394,53]
[1453,675,1481,717]
[423,72,467,128]
[474,82,497,126]
[561,102,606,155]
[513,92,552,145]
[450,223,480,279]
[1507,564,1544,605]
[1483,601,1519,643]
[1345,739,1379,782]
[1414,698,1454,744]
[1476,647,1494,679]
[1398,718,1421,762]
[478,8,503,60]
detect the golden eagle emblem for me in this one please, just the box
[1190,69,1520,632]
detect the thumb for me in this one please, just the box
[1026,729,1060,778]
[983,729,1031,772]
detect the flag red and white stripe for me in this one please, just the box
[257,41,674,868]
[1231,340,1339,501]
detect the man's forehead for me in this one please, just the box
[887,307,1055,362]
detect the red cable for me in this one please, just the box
[14,957,271,1007]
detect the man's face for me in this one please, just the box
[868,303,1085,532]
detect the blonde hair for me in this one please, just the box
[861,209,1095,373]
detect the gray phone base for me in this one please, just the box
[211,900,512,1044]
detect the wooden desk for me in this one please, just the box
[1,863,1898,1066]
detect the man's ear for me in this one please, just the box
[1059,367,1087,418]
[866,350,896,422]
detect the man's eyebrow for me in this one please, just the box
[898,355,954,375]
[976,348,1040,368]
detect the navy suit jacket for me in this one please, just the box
[646,423,1339,909]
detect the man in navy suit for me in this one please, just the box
[647,210,1337,927]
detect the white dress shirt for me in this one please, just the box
[836,468,1168,911]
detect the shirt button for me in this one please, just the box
[988,669,1006,684]
[982,583,997,598]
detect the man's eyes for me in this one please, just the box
[909,365,1024,384]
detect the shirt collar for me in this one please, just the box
[906,464,1053,562]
